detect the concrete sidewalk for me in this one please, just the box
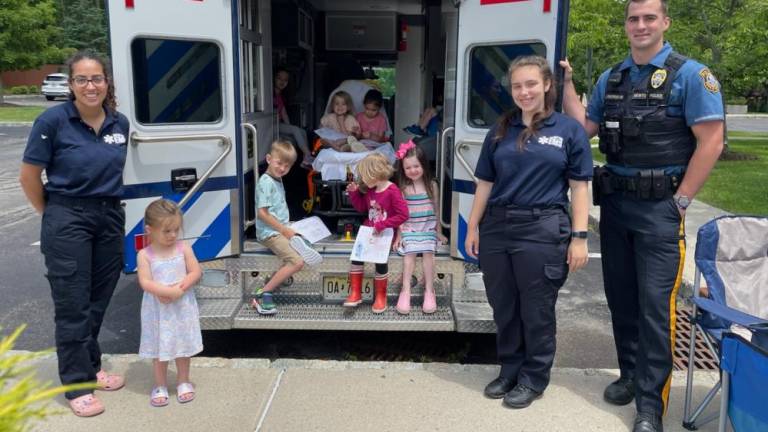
[27,353,722,432]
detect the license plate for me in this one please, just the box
[321,275,374,301]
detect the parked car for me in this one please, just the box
[41,73,70,100]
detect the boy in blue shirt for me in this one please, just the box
[251,140,306,314]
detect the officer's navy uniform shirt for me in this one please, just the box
[23,101,129,198]
[586,42,724,176]
[474,111,593,208]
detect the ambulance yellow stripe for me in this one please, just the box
[662,219,686,414]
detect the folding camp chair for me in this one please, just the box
[682,215,768,430]
[718,330,768,432]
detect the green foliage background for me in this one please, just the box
[566,0,768,109]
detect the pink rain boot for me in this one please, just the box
[396,289,411,315]
[422,288,436,314]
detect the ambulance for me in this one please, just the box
[106,0,569,332]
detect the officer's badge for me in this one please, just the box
[650,69,667,89]
[699,68,720,93]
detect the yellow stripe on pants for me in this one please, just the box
[661,218,686,414]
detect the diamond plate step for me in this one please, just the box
[231,295,454,331]
[453,301,495,333]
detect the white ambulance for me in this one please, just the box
[106,0,569,332]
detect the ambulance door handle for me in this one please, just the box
[130,132,232,208]
[438,127,453,229]
[455,141,480,185]
[241,122,258,230]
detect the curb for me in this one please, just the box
[0,122,33,126]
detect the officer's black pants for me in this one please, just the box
[600,193,684,416]
[479,207,570,393]
[41,194,124,400]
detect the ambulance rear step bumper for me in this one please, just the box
[198,295,495,333]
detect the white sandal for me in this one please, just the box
[177,382,196,403]
[150,386,169,407]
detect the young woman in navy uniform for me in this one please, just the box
[19,51,130,417]
[465,55,592,409]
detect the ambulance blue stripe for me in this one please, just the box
[452,179,476,195]
[122,176,238,200]
[146,40,194,90]
[153,59,219,123]
[122,190,208,273]
[192,204,231,260]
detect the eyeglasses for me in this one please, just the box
[72,75,106,87]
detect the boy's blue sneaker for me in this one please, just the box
[251,289,277,315]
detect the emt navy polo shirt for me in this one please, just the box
[587,42,724,176]
[23,101,130,198]
[474,111,592,209]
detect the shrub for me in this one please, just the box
[9,86,28,95]
[725,96,747,105]
[0,325,94,432]
[26,86,39,94]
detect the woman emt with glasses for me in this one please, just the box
[19,51,130,417]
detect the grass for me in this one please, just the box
[0,106,45,122]
[590,138,768,215]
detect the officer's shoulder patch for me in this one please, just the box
[698,68,720,93]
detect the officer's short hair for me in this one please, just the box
[269,139,297,164]
[625,0,668,19]
[357,153,393,184]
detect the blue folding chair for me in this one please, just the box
[718,331,768,432]
[682,215,768,430]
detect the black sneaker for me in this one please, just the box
[633,412,663,432]
[604,377,635,405]
[483,376,516,399]
[502,384,542,409]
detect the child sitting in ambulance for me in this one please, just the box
[318,91,365,152]
[355,89,390,149]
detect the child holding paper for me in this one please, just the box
[343,153,409,313]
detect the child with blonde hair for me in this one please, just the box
[252,140,320,314]
[137,199,203,407]
[320,90,362,151]
[344,153,409,313]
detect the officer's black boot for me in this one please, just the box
[604,376,635,405]
[501,384,542,409]
[632,412,663,432]
[483,376,516,399]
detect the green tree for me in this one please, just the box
[58,0,108,58]
[0,0,65,103]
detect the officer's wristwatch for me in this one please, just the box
[571,231,588,239]
[674,194,691,210]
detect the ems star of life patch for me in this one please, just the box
[699,68,720,93]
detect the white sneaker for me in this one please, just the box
[289,235,323,267]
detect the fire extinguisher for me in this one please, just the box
[398,20,408,52]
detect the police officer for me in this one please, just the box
[561,1,724,431]
[19,51,130,417]
[465,55,592,409]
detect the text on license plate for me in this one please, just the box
[322,275,374,301]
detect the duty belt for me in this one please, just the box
[593,167,682,203]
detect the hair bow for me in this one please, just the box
[395,140,416,160]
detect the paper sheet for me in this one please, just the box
[289,216,332,244]
[350,226,393,264]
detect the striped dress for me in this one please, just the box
[398,191,438,255]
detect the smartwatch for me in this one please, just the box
[571,231,588,239]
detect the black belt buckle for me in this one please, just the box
[637,170,652,199]
[651,169,667,199]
